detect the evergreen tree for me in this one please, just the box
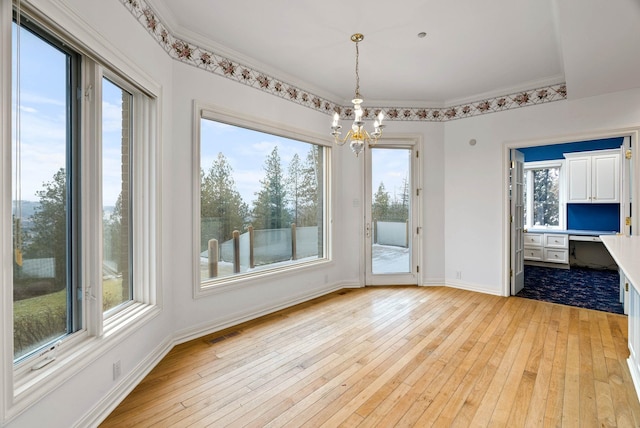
[25,168,67,290]
[286,153,303,225]
[252,147,291,230]
[532,168,559,226]
[104,192,124,269]
[372,182,390,221]
[201,153,248,248]
[388,177,410,222]
[103,191,131,305]
[298,146,320,226]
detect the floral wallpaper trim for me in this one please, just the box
[120,0,567,122]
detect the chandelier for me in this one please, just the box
[330,33,385,156]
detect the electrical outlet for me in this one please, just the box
[456,271,462,280]
[113,360,121,380]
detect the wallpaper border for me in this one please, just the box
[120,0,567,122]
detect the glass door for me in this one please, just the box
[365,144,419,285]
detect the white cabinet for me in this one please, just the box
[524,232,568,266]
[565,149,620,203]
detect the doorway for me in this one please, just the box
[507,131,636,312]
[364,141,421,286]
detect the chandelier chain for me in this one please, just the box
[354,41,360,99]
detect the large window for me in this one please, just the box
[197,111,327,290]
[5,4,160,414]
[11,15,81,361]
[524,161,564,229]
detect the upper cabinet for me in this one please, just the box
[565,149,620,203]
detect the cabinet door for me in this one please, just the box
[544,233,568,249]
[592,153,619,203]
[567,157,590,203]
[544,248,568,264]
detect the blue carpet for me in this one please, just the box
[517,265,623,314]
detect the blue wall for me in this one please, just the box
[519,137,623,162]
[567,204,620,232]
[520,137,623,232]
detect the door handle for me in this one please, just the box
[366,222,371,238]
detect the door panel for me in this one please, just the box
[365,144,419,285]
[511,149,525,295]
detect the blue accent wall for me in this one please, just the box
[520,137,624,232]
[519,137,623,162]
[567,204,620,232]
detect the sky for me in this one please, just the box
[200,118,318,206]
[12,23,127,207]
[201,118,410,209]
[13,20,409,212]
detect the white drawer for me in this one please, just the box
[544,233,568,249]
[524,248,543,261]
[544,248,569,264]
[524,233,543,247]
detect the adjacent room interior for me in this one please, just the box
[511,137,631,314]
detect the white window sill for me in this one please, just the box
[196,258,333,298]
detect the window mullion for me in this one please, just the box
[81,60,104,337]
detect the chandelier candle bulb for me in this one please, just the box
[332,112,340,127]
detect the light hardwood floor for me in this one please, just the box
[100,286,640,427]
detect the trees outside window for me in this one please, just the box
[198,116,327,285]
[524,162,563,229]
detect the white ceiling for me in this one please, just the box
[147,0,640,108]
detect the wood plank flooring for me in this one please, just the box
[100,286,640,427]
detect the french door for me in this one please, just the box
[510,149,525,295]
[364,142,420,286]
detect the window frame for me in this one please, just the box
[193,102,332,298]
[1,2,162,421]
[523,160,566,230]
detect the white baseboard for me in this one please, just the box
[75,337,174,428]
[442,279,504,296]
[628,357,640,403]
[421,278,446,286]
[173,282,350,345]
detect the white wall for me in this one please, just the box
[443,89,640,295]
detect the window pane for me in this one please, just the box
[371,148,411,274]
[532,167,560,227]
[12,22,76,360]
[200,118,325,283]
[102,78,133,313]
